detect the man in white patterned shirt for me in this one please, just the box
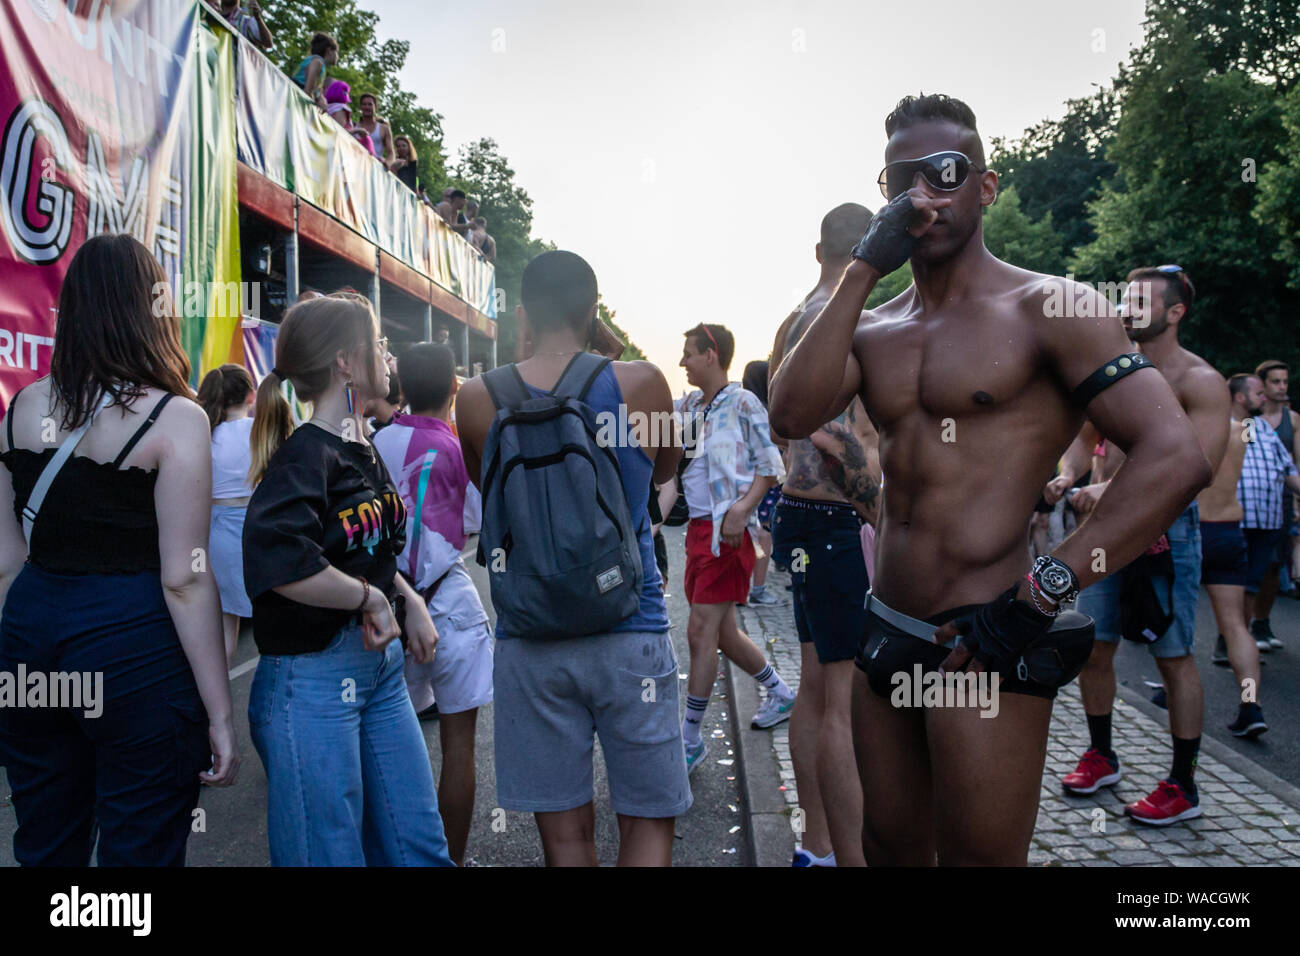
[674,323,795,775]
[1236,375,1300,651]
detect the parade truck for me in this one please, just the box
[0,0,497,409]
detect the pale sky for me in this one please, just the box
[368,0,1148,394]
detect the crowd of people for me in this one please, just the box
[0,92,1295,868]
[275,24,497,262]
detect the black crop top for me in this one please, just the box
[1,389,173,575]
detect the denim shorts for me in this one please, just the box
[209,505,251,617]
[492,630,692,818]
[1077,503,1201,658]
[771,496,868,663]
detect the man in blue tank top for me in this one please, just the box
[456,251,690,866]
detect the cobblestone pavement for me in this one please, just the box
[737,565,1300,866]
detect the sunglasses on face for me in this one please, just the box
[877,151,983,200]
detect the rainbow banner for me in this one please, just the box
[0,0,239,407]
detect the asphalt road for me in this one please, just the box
[0,527,750,867]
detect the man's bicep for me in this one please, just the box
[1077,368,1188,455]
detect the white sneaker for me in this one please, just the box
[748,587,790,608]
[751,690,795,729]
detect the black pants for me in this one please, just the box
[0,565,210,866]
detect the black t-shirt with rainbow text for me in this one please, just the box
[244,423,407,655]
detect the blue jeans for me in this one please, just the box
[249,625,453,866]
[1078,503,1201,658]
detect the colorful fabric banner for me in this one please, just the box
[235,46,497,319]
[0,0,240,407]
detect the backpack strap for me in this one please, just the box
[112,392,175,469]
[552,352,610,402]
[481,364,533,412]
[22,390,115,545]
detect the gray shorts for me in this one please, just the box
[493,630,692,818]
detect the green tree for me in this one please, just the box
[1069,11,1297,374]
[450,138,544,359]
[598,302,646,360]
[1255,84,1300,289]
[263,0,447,190]
[865,263,913,309]
[982,186,1069,276]
[1139,0,1300,94]
[989,89,1119,256]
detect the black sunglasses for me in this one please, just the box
[877,151,984,200]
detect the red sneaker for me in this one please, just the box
[1062,748,1122,795]
[1125,779,1202,826]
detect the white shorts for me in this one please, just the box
[403,563,494,715]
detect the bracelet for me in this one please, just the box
[355,577,370,613]
[1023,572,1061,618]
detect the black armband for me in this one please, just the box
[1069,353,1153,408]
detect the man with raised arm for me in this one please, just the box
[768,93,1212,866]
[768,202,881,868]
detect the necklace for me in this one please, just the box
[308,416,373,457]
[530,350,582,359]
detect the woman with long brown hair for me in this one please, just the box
[243,293,451,866]
[197,363,257,667]
[0,234,239,866]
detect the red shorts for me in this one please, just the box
[684,518,756,605]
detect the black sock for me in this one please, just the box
[1170,735,1200,792]
[1087,713,1114,759]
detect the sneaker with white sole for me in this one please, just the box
[747,587,790,608]
[1251,619,1275,652]
[751,691,795,729]
[684,738,708,775]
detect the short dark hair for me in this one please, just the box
[1127,266,1196,316]
[448,189,466,200]
[399,342,457,412]
[885,94,980,139]
[742,359,769,407]
[685,323,735,371]
[359,92,377,106]
[1256,359,1288,381]
[820,203,874,260]
[1228,373,1257,400]
[310,32,337,56]
[521,251,598,335]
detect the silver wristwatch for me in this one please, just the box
[1031,555,1080,607]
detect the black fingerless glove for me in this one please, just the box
[959,584,1055,678]
[851,192,918,275]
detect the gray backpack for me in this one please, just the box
[478,353,644,639]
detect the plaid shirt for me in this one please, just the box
[1237,416,1297,530]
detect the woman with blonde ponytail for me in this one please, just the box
[197,364,257,667]
[242,294,452,866]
